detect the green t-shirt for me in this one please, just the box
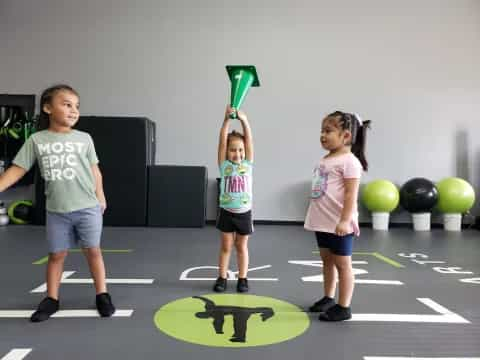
[13,129,100,213]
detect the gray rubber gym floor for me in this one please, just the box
[1,224,479,359]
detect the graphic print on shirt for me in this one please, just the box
[224,164,234,177]
[311,165,328,199]
[38,141,86,181]
[237,163,248,175]
[220,162,251,207]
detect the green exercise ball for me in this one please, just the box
[7,200,33,225]
[361,180,399,212]
[436,177,475,213]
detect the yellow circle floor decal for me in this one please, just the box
[154,294,310,347]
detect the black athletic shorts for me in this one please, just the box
[216,208,253,235]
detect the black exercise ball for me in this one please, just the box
[400,178,438,213]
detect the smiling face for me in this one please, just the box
[227,137,245,164]
[43,90,80,130]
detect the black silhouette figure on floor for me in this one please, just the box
[193,296,274,343]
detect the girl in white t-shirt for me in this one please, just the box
[305,111,371,321]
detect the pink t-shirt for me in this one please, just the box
[304,153,363,236]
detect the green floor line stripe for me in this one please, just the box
[33,256,49,265]
[371,252,405,268]
[311,250,404,268]
[33,249,133,265]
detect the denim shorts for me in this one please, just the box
[315,231,354,256]
[46,205,103,253]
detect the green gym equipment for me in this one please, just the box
[7,200,33,225]
[436,177,475,214]
[361,180,400,213]
[226,65,260,119]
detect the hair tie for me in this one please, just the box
[353,113,363,126]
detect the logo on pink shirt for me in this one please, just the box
[311,165,328,199]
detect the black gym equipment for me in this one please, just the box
[147,165,208,227]
[0,94,36,186]
[32,116,156,226]
[400,177,439,213]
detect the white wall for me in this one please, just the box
[1,0,480,222]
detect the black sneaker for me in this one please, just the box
[319,304,352,321]
[236,278,249,293]
[230,336,246,343]
[30,297,59,322]
[213,277,227,292]
[309,296,335,312]
[96,293,116,317]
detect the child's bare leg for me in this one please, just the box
[320,249,336,298]
[30,251,66,322]
[46,250,68,299]
[218,232,234,278]
[83,247,115,317]
[334,254,354,307]
[318,254,353,321]
[234,234,249,278]
[83,247,107,294]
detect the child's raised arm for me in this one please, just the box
[0,165,27,192]
[237,110,254,162]
[218,105,233,166]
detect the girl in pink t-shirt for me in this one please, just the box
[305,111,371,321]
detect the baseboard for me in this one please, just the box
[206,220,473,229]
[207,220,302,226]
